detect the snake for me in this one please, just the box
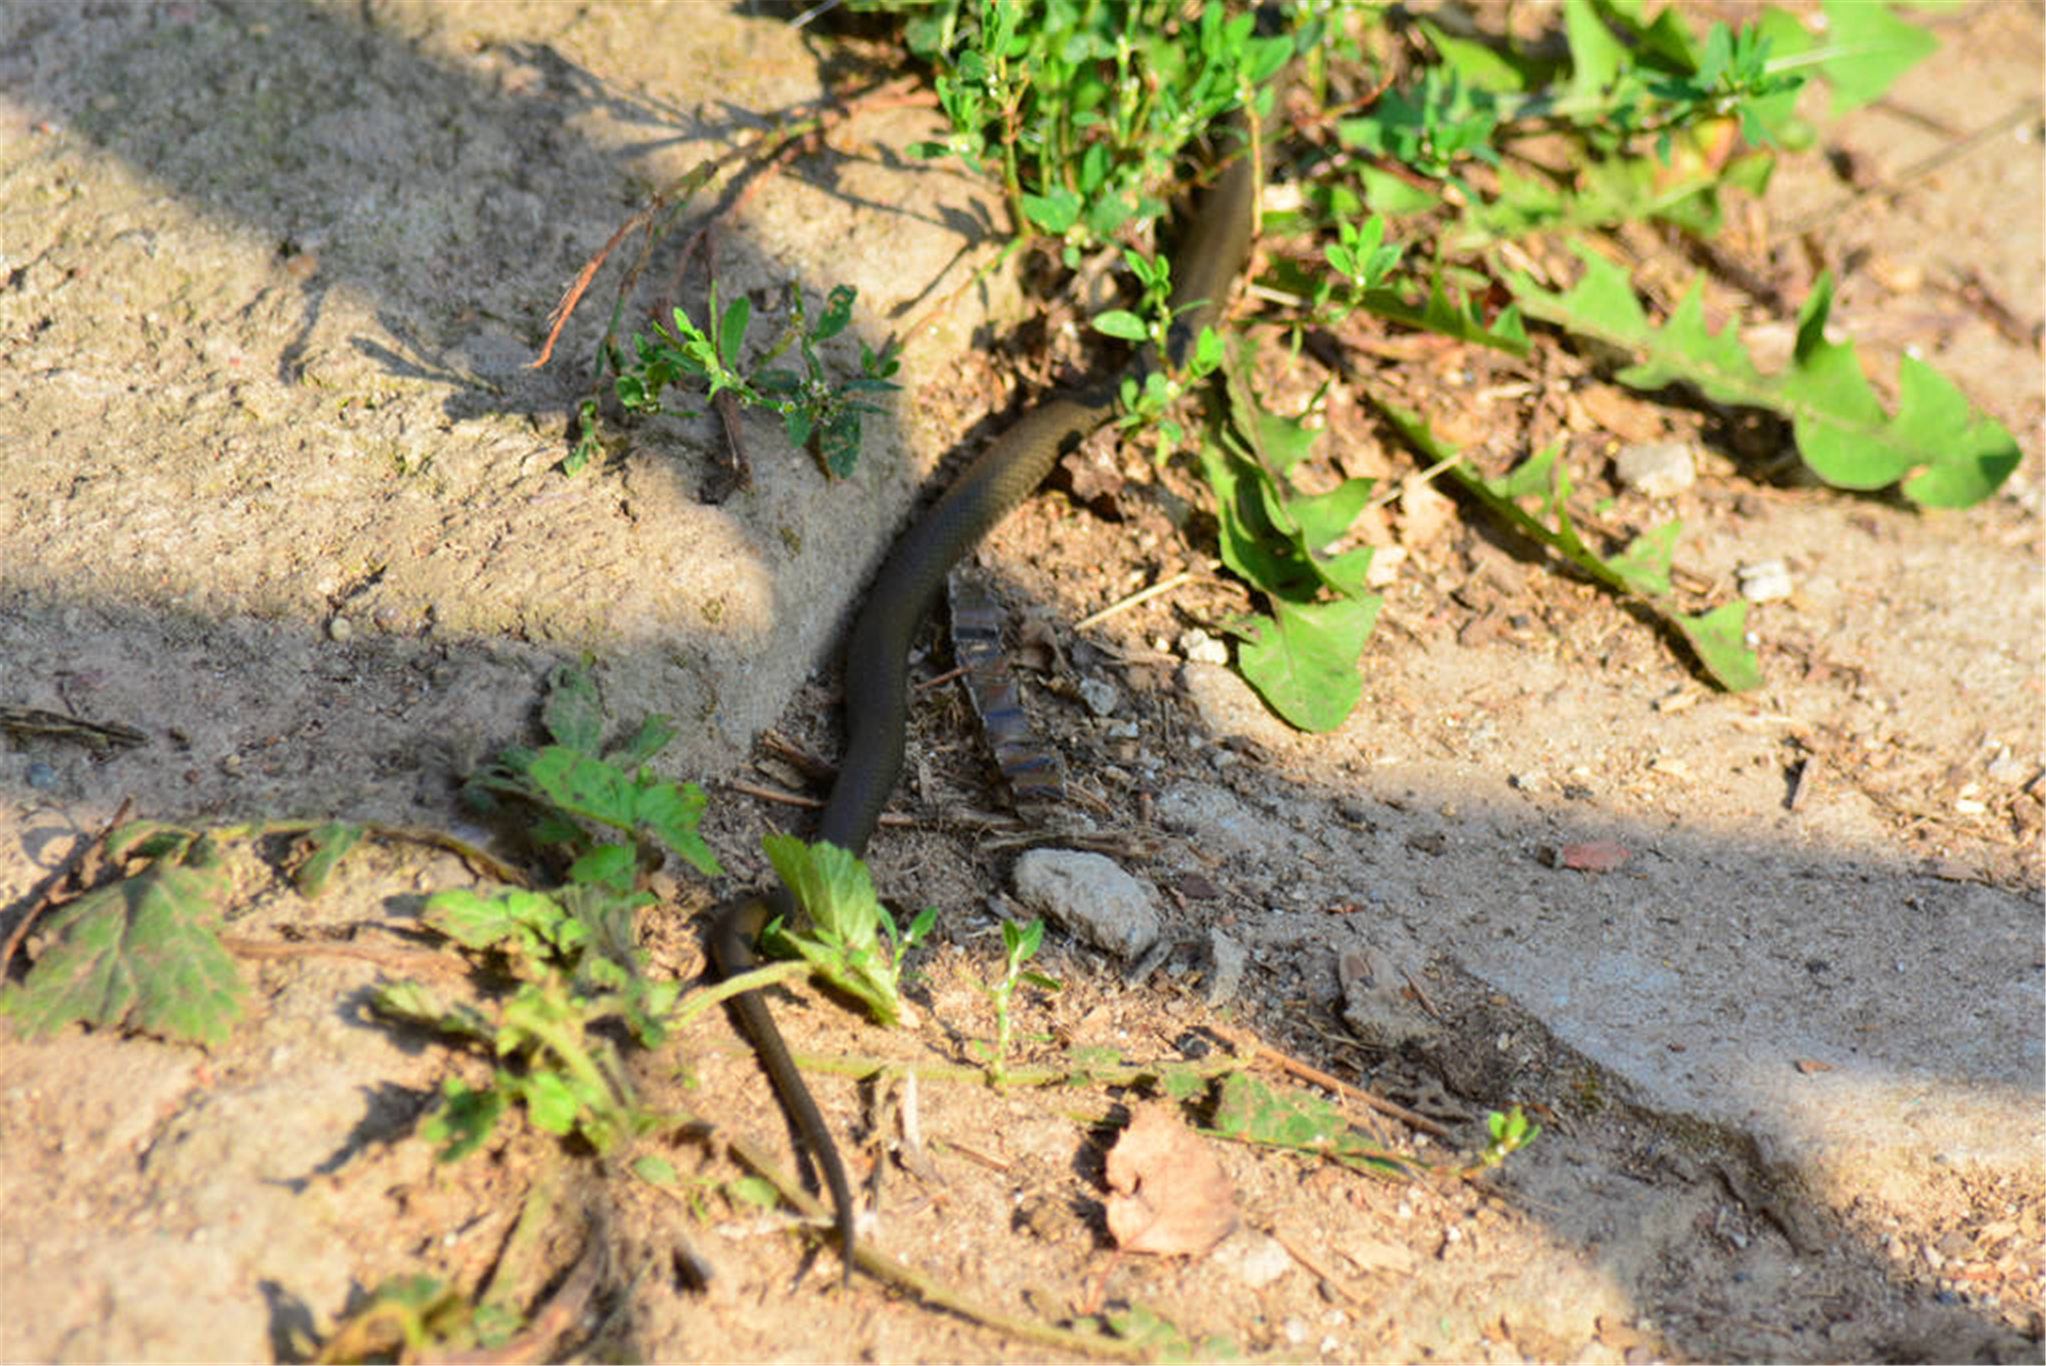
[709,123,1264,1278]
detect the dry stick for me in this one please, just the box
[1772,100,2038,241]
[219,936,471,981]
[1073,568,1200,631]
[726,779,918,826]
[1266,1223,1371,1307]
[2,795,132,977]
[718,1130,1151,1363]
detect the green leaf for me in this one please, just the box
[1671,600,1764,693]
[717,294,751,372]
[626,772,717,875]
[1357,166,1442,217]
[540,665,606,752]
[1092,309,1149,342]
[423,887,565,958]
[1504,250,2019,507]
[1234,596,1380,734]
[727,1175,781,1209]
[293,821,363,899]
[813,284,856,342]
[1,860,243,1047]
[1020,187,1081,234]
[633,1154,679,1187]
[371,980,495,1042]
[1359,276,1529,356]
[483,746,720,876]
[761,834,908,1027]
[1417,19,1536,92]
[421,1077,508,1162]
[1563,0,1628,105]
[817,408,863,481]
[566,844,637,893]
[612,714,677,768]
[1818,0,1938,113]
[518,1069,582,1136]
[1604,519,1681,597]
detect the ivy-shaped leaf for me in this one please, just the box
[1,861,243,1047]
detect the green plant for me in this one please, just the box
[757,833,936,1027]
[1207,1071,1411,1177]
[1372,402,1763,692]
[0,827,243,1047]
[374,667,720,1158]
[588,281,901,478]
[968,917,1060,1084]
[1471,1104,1542,1171]
[1096,246,1231,457]
[0,817,504,1049]
[1502,251,2019,508]
[906,0,1290,256]
[1194,335,1383,733]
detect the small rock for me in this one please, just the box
[1984,746,2029,786]
[1077,675,1119,718]
[1203,929,1246,1006]
[1215,1230,1293,1289]
[24,761,59,791]
[1177,627,1228,665]
[327,615,354,643]
[1337,943,1437,1050]
[1012,849,1160,960]
[1737,559,1793,602]
[1614,440,1697,499]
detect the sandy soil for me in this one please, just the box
[1,2,2040,1363]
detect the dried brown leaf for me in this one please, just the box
[1103,1103,1237,1257]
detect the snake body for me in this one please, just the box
[710,139,1261,1275]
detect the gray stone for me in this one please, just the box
[1077,675,1119,717]
[1613,440,1697,499]
[1012,849,1160,961]
[1204,929,1247,1006]
[1337,943,1439,1051]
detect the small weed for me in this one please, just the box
[1471,1104,1543,1172]
[967,917,1060,1085]
[757,833,936,1028]
[1207,1070,1411,1178]
[906,0,1289,259]
[1195,335,1384,733]
[310,1273,504,1364]
[0,817,476,1049]
[1077,1301,1237,1361]
[375,664,716,1157]
[591,281,901,479]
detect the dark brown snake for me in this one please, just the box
[709,133,1262,1278]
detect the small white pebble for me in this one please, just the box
[1737,559,1793,602]
[1177,627,1228,665]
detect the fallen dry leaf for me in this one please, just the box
[1103,1102,1238,1257]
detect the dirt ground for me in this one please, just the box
[1,2,2041,1363]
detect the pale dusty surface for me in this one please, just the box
[1,3,2042,1363]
